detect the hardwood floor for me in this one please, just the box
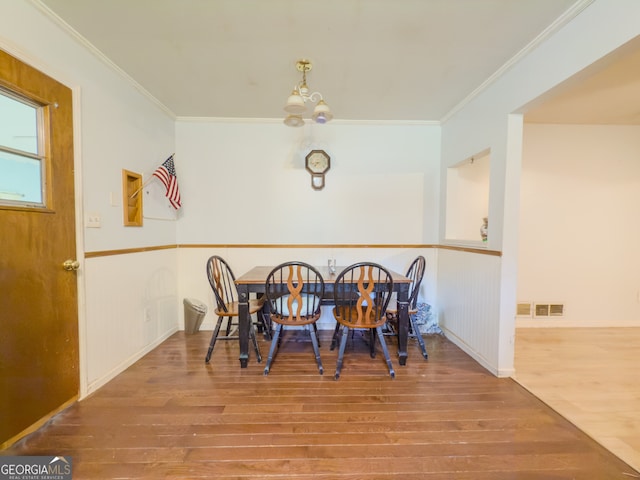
[3,329,639,479]
[514,327,640,474]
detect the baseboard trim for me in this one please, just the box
[439,327,502,377]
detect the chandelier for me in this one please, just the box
[283,59,333,127]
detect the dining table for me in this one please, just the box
[234,264,412,368]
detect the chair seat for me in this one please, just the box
[215,298,264,317]
[333,305,387,329]
[271,312,320,326]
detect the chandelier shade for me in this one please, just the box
[312,100,333,124]
[283,59,332,127]
[284,91,305,114]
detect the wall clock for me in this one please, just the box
[305,149,330,190]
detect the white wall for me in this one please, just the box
[518,124,640,327]
[176,119,441,244]
[439,0,640,375]
[1,0,179,396]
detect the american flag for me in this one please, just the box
[152,155,181,209]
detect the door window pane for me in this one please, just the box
[0,150,42,203]
[0,90,44,206]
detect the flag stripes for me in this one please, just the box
[152,154,181,209]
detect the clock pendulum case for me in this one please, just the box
[304,149,331,190]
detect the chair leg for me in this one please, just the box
[308,325,323,375]
[334,325,349,380]
[376,326,395,378]
[312,323,321,349]
[369,328,376,358]
[225,316,233,336]
[259,309,272,340]
[263,324,282,375]
[330,322,341,350]
[250,323,262,363]
[410,315,428,359]
[205,315,224,363]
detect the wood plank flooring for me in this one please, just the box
[3,330,639,479]
[514,327,640,474]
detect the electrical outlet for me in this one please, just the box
[86,213,101,228]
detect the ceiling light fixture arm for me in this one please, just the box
[292,86,325,104]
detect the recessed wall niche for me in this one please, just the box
[122,169,143,226]
[445,149,490,244]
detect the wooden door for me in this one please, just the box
[0,49,79,447]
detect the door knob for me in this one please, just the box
[63,259,80,271]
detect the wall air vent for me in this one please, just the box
[549,304,564,316]
[534,303,564,318]
[516,302,532,317]
[534,303,550,317]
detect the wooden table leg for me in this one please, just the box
[236,286,250,368]
[396,285,409,366]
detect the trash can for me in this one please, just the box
[183,298,207,334]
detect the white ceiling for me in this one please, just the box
[36,0,639,124]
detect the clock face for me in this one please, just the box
[305,150,330,174]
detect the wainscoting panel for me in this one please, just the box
[437,248,502,374]
[83,249,179,395]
